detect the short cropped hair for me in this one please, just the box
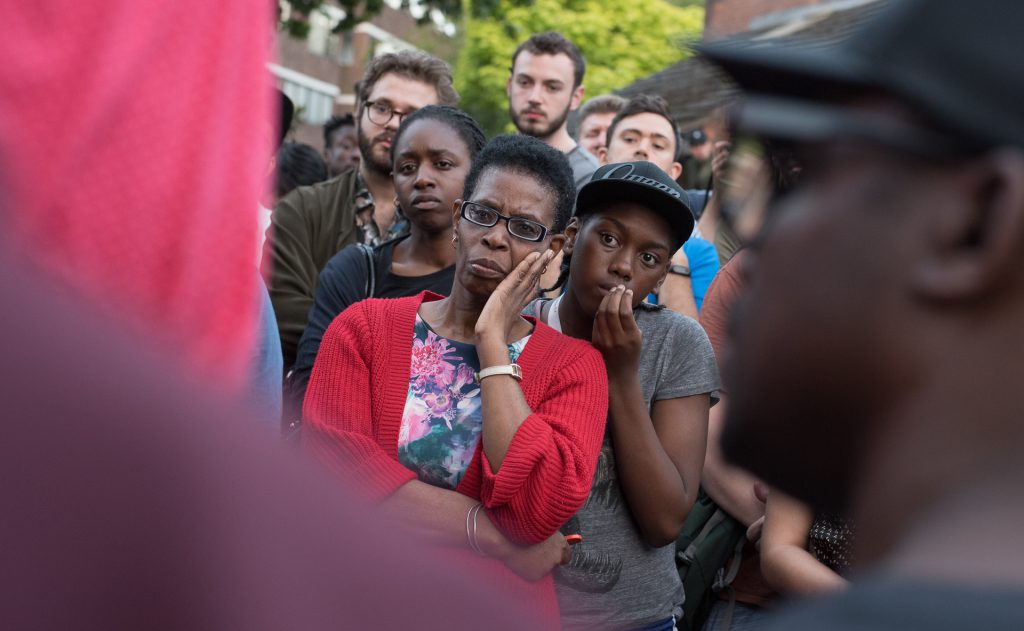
[511,32,586,88]
[606,94,682,160]
[391,105,487,165]
[579,94,627,119]
[323,113,355,148]
[575,94,628,137]
[463,135,576,233]
[356,51,459,111]
[276,143,328,199]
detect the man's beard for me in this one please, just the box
[510,102,571,141]
[357,121,393,178]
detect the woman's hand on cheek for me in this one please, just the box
[592,286,643,377]
[474,249,555,344]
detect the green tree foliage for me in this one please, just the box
[454,0,705,136]
[281,0,385,38]
[399,0,499,21]
[280,0,703,137]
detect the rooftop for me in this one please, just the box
[618,0,889,126]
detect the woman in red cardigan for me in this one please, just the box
[303,135,608,628]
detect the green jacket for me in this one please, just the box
[263,169,361,369]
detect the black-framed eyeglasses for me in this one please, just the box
[460,201,550,242]
[364,100,414,126]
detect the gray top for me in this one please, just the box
[566,144,599,191]
[532,301,720,629]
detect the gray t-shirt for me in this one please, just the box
[531,300,720,629]
[566,144,599,191]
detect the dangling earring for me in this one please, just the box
[452,234,458,248]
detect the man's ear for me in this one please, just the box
[506,76,513,99]
[670,161,683,180]
[912,149,1024,303]
[570,84,585,112]
[353,101,364,131]
[597,146,608,165]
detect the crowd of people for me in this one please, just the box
[7,0,1024,629]
[257,33,729,630]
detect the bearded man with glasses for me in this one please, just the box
[264,51,458,371]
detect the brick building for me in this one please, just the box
[706,0,846,38]
[620,0,888,137]
[273,0,455,148]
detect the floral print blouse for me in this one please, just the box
[397,314,530,490]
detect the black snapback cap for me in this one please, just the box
[576,161,694,247]
[697,0,1024,151]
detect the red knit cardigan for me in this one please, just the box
[303,292,608,626]
[305,290,608,539]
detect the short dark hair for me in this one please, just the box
[323,113,355,149]
[390,105,487,165]
[463,135,575,233]
[511,32,586,88]
[356,51,459,112]
[606,94,682,160]
[275,142,328,199]
[578,94,627,119]
[574,94,628,139]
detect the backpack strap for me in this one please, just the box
[707,531,748,631]
[357,243,376,298]
[713,534,747,591]
[680,508,730,564]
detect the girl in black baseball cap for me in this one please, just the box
[529,161,720,630]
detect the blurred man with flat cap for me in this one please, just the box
[699,0,1024,628]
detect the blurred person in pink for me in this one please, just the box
[0,0,553,628]
[0,1,272,389]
